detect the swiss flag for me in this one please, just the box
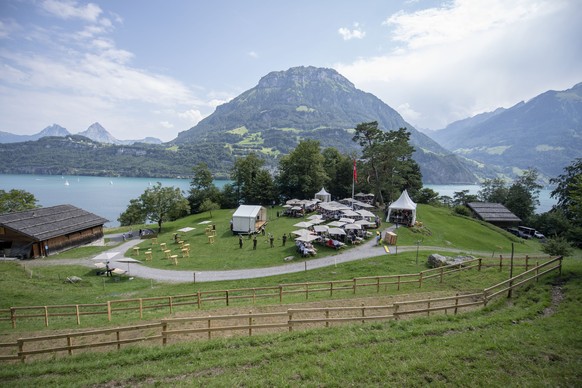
[353,159,358,183]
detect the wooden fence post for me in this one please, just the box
[279,286,283,304]
[499,255,503,271]
[440,267,444,283]
[207,316,212,339]
[76,305,80,325]
[10,307,16,329]
[361,303,365,324]
[525,255,529,271]
[226,290,230,306]
[197,291,201,309]
[67,335,73,355]
[394,304,399,320]
[44,306,48,327]
[325,310,330,328]
[353,278,357,294]
[376,277,380,293]
[162,322,167,346]
[139,299,143,319]
[305,284,309,300]
[419,272,423,288]
[107,301,112,322]
[288,311,293,332]
[397,275,401,291]
[248,311,253,337]
[116,331,121,350]
[454,293,459,315]
[427,298,431,316]
[478,258,482,272]
[330,282,333,297]
[252,288,256,305]
[17,339,24,363]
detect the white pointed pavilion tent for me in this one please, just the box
[386,190,417,226]
[314,187,331,202]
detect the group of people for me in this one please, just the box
[239,232,288,249]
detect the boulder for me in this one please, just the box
[427,254,475,268]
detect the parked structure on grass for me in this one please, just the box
[231,205,267,234]
[466,202,521,229]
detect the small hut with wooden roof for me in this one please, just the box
[466,202,521,228]
[0,204,108,259]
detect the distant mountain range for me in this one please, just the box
[0,122,162,145]
[431,83,582,179]
[1,66,579,183]
[173,66,477,184]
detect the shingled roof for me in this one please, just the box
[466,202,521,223]
[0,204,109,241]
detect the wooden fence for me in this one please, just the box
[0,256,562,363]
[0,255,553,329]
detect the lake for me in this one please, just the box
[0,174,556,227]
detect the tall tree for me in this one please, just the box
[118,199,146,226]
[505,169,542,221]
[550,158,582,222]
[0,189,38,214]
[322,147,353,200]
[188,163,221,213]
[352,121,385,204]
[277,140,328,200]
[353,123,421,205]
[231,153,269,204]
[478,177,509,203]
[122,183,189,233]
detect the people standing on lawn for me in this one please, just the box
[282,234,287,246]
[239,234,243,249]
[253,235,257,250]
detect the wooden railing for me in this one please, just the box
[0,256,554,329]
[0,257,562,363]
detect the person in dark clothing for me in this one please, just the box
[269,234,274,248]
[239,235,243,249]
[105,261,112,277]
[282,234,287,246]
[253,235,257,250]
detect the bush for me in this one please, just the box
[453,205,472,217]
[541,236,573,256]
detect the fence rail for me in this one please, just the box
[1,255,555,329]
[0,257,562,363]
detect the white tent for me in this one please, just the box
[386,190,417,226]
[231,205,267,234]
[314,187,331,202]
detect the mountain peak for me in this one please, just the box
[78,123,119,144]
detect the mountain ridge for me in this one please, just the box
[0,122,162,145]
[432,82,582,178]
[174,66,477,184]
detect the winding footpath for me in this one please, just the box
[17,227,490,283]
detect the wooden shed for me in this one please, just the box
[0,204,108,259]
[466,202,521,228]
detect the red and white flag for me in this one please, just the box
[353,159,358,183]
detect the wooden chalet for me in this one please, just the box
[0,205,108,259]
[466,202,521,228]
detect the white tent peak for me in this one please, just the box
[386,190,417,226]
[314,187,331,202]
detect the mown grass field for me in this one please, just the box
[0,204,580,386]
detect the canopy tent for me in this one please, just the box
[386,190,417,226]
[231,205,267,234]
[314,187,331,203]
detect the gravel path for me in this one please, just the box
[17,228,490,283]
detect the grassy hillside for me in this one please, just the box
[0,259,580,386]
[0,204,579,386]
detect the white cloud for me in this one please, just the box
[41,0,102,22]
[336,0,582,129]
[178,108,204,125]
[248,51,259,59]
[160,121,174,129]
[338,23,366,40]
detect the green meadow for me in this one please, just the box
[0,204,580,386]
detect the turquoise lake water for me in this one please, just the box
[1,174,555,227]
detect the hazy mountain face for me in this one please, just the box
[432,83,582,178]
[174,66,476,184]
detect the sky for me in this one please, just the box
[1,0,581,142]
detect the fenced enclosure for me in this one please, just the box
[0,256,562,363]
[0,255,554,329]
